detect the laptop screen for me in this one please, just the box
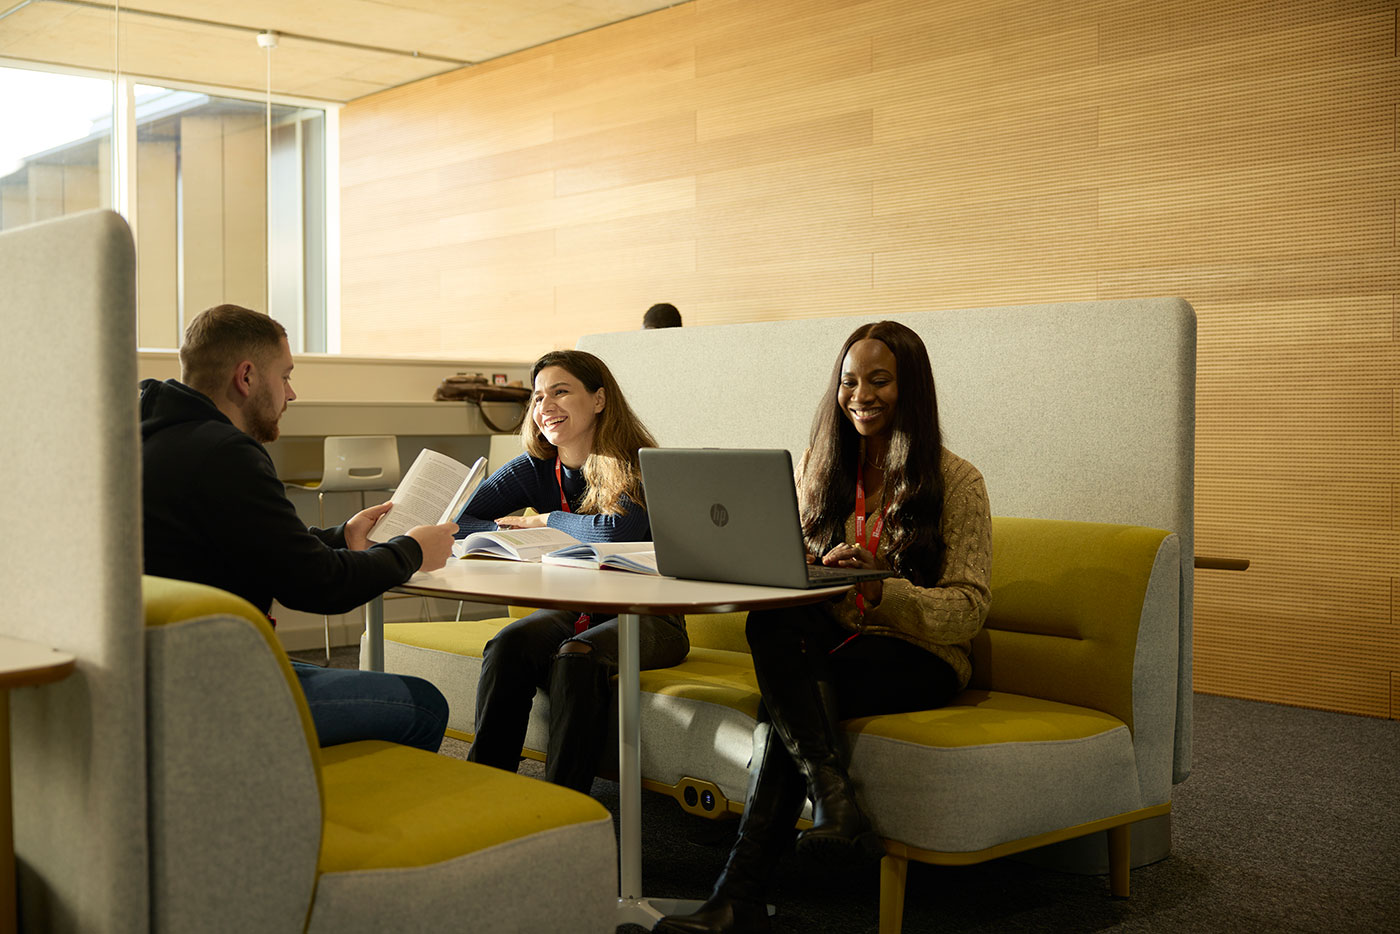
[640,448,886,590]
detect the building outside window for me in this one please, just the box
[0,65,328,352]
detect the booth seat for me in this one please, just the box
[371,516,1180,932]
[146,576,617,934]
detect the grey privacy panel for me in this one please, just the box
[0,210,147,932]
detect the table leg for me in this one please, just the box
[617,612,645,912]
[614,613,702,928]
[2,690,16,934]
[365,595,384,672]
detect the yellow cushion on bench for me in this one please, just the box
[318,741,609,873]
[684,612,750,653]
[845,690,1126,747]
[639,646,761,717]
[976,518,1170,732]
[383,619,512,655]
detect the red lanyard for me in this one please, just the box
[854,463,887,558]
[553,457,573,513]
[555,458,592,635]
[832,461,887,655]
[853,461,887,615]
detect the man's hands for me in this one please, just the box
[407,522,457,572]
[345,501,392,551]
[345,501,455,572]
[822,541,885,607]
[494,512,549,529]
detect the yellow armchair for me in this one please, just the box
[144,576,617,934]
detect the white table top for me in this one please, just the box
[396,557,851,615]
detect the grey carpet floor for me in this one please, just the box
[296,647,1400,932]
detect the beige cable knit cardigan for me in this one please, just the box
[812,448,993,690]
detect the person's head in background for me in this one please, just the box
[524,349,656,513]
[179,304,295,443]
[642,302,683,329]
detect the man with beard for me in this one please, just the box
[140,304,455,751]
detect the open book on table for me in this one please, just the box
[452,526,582,562]
[366,450,487,544]
[541,542,659,576]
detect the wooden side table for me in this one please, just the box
[1,637,77,934]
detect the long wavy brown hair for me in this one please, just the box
[799,321,946,585]
[523,350,656,515]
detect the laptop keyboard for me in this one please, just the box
[806,564,857,581]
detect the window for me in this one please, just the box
[0,66,329,352]
[0,67,112,229]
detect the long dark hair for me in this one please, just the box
[523,349,656,514]
[798,321,946,585]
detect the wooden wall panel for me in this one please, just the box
[340,0,1400,717]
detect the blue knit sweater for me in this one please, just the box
[453,452,651,543]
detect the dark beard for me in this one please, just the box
[246,404,281,443]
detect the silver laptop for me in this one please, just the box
[639,448,892,589]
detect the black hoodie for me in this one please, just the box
[139,378,422,616]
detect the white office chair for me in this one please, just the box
[287,435,401,662]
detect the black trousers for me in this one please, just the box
[701,603,963,897]
[745,603,961,725]
[466,607,689,793]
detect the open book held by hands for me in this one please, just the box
[367,450,487,543]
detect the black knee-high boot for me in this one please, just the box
[543,651,611,793]
[759,676,884,861]
[655,720,807,934]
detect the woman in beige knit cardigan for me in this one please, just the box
[657,320,994,934]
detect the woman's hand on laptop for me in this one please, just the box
[822,541,879,569]
[822,542,885,608]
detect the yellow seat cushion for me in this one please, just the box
[641,655,1121,750]
[385,622,1120,751]
[318,741,610,873]
[384,619,512,655]
[639,646,761,717]
[684,612,750,653]
[389,613,754,653]
[846,690,1126,747]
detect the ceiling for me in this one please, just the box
[0,0,681,102]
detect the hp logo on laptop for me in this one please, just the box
[710,503,729,527]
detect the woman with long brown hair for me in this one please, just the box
[456,349,689,793]
[658,321,993,933]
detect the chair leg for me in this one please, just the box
[879,852,907,934]
[1108,824,1131,898]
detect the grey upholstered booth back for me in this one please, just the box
[578,298,1196,781]
[0,211,147,932]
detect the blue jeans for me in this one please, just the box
[291,661,449,752]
